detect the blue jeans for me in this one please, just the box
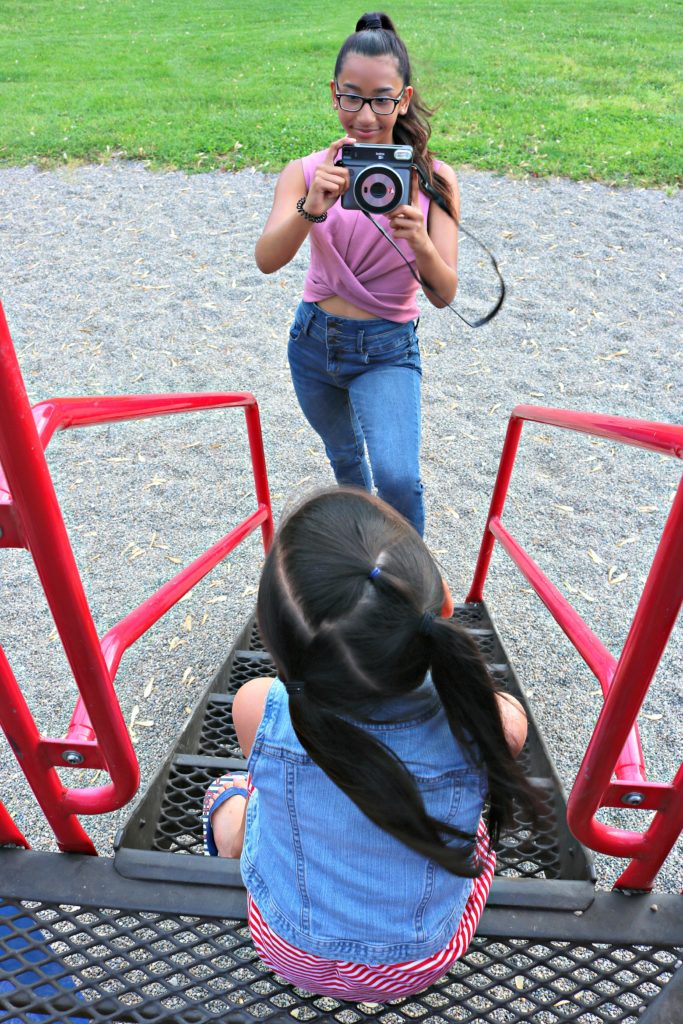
[288,301,424,535]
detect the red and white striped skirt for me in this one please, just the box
[247,820,495,1002]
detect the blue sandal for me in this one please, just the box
[202,773,249,856]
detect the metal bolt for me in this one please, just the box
[62,750,85,766]
[621,791,646,807]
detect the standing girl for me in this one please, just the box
[255,12,459,536]
[204,487,536,1002]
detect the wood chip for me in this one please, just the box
[515,977,524,991]
[587,549,603,564]
[642,713,663,722]
[143,678,155,699]
[596,349,628,361]
[169,636,188,651]
[167,556,183,564]
[608,566,628,585]
[183,614,193,632]
[638,505,657,513]
[617,536,638,547]
[554,503,574,513]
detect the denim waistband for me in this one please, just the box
[296,301,415,346]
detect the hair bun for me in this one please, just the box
[356,11,394,32]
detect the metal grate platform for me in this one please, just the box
[1,893,680,1024]
[2,601,681,1023]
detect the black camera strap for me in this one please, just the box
[362,165,506,329]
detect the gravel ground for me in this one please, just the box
[0,161,680,892]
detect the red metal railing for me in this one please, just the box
[0,301,273,853]
[467,405,683,891]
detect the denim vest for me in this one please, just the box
[240,676,488,964]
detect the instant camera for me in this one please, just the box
[340,143,413,215]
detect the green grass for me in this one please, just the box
[0,0,681,187]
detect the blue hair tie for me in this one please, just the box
[369,566,382,580]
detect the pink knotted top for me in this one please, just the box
[301,149,438,323]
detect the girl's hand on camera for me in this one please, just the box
[386,173,430,255]
[387,203,430,254]
[303,136,356,217]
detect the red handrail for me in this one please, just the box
[467,405,683,890]
[0,300,273,852]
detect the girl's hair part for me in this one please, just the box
[257,487,539,877]
[334,12,458,220]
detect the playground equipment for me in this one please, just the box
[0,299,681,1023]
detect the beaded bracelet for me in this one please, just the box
[296,196,327,223]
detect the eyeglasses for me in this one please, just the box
[335,86,405,116]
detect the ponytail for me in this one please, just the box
[335,12,458,220]
[426,617,538,845]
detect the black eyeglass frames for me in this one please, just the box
[334,86,405,115]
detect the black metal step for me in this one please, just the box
[115,603,594,886]
[140,758,582,878]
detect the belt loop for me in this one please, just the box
[357,328,365,354]
[302,307,315,336]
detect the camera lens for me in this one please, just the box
[353,165,404,214]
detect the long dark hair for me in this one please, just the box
[257,487,538,877]
[334,11,457,220]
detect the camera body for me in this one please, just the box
[340,143,413,215]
